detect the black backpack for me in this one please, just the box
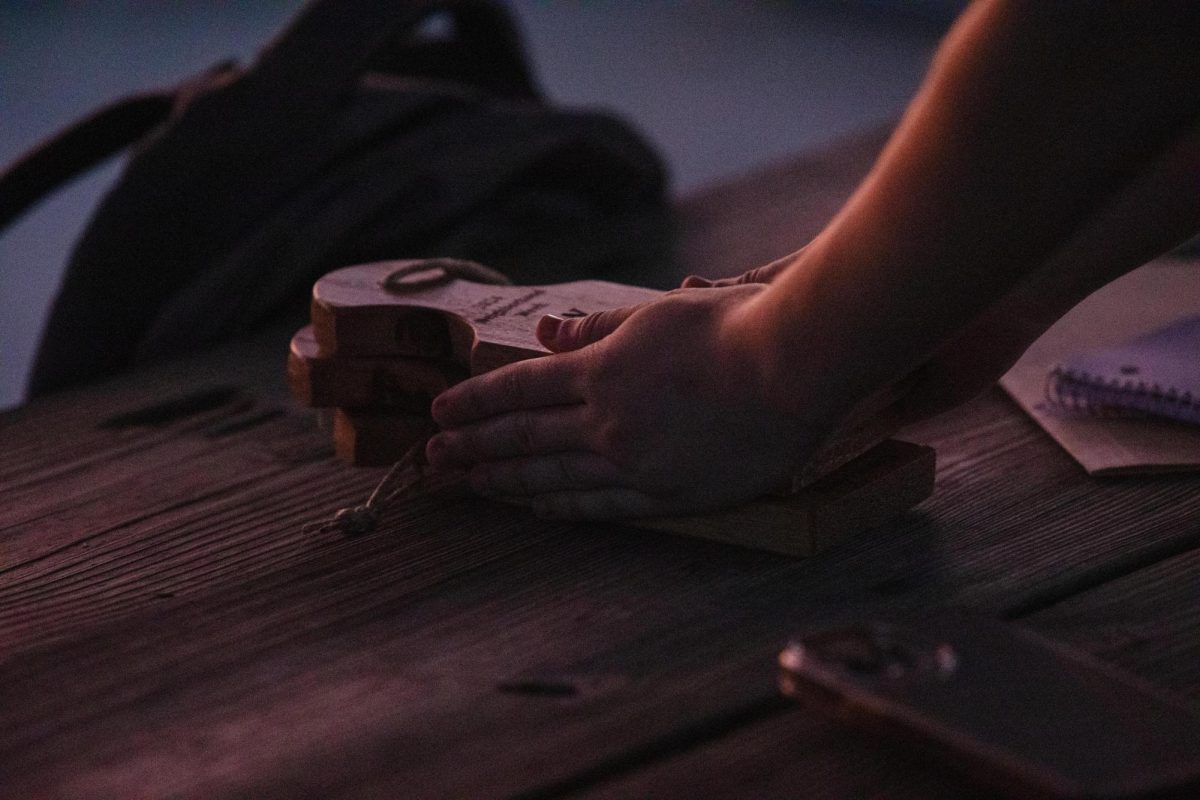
[0,0,668,396]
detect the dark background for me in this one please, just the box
[0,0,962,409]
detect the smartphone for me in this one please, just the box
[778,615,1200,799]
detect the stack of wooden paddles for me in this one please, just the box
[288,258,661,465]
[288,322,463,466]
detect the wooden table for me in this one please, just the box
[4,130,1199,799]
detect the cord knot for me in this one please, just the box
[332,505,381,537]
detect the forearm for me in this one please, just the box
[1000,119,1200,334]
[741,0,1200,420]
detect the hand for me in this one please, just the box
[426,285,830,520]
[679,245,987,429]
[685,246,1045,429]
[680,248,802,289]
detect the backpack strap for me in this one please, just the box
[0,90,175,233]
[365,1,539,99]
[0,0,535,237]
[249,0,538,106]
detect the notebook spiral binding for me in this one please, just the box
[1045,367,1200,425]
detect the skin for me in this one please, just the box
[428,0,1200,519]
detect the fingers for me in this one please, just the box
[432,353,584,427]
[468,452,628,496]
[708,264,776,287]
[427,405,588,467]
[683,269,767,289]
[682,249,801,289]
[536,304,645,352]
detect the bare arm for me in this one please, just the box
[428,1,1200,519]
[739,0,1200,423]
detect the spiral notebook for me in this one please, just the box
[1046,315,1200,426]
[1001,258,1200,476]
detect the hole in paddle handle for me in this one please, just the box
[380,258,511,293]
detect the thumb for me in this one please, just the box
[537,305,643,352]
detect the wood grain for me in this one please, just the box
[5,128,1199,800]
[4,355,1200,800]
[571,549,1200,800]
[1030,547,1200,703]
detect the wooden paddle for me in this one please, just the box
[288,325,466,410]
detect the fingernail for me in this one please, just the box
[537,314,565,344]
[430,393,447,420]
[682,275,711,288]
[540,311,566,338]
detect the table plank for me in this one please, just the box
[569,547,1200,800]
[4,129,1198,799]
[1031,547,1200,702]
[571,710,981,800]
[3,348,1200,799]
